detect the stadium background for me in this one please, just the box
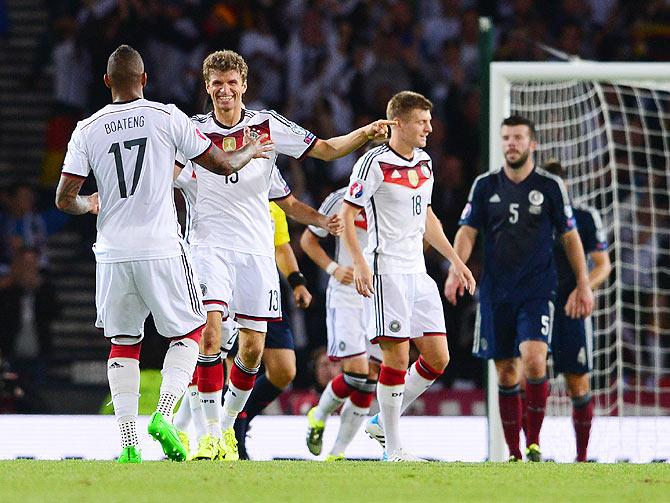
[0,0,668,418]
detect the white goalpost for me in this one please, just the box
[488,62,670,462]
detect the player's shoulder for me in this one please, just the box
[191,111,213,123]
[353,144,391,179]
[414,147,432,161]
[472,167,500,188]
[535,167,564,188]
[574,204,604,228]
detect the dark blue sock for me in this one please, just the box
[244,374,283,423]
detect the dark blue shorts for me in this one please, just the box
[550,298,591,374]
[228,315,295,357]
[472,298,554,360]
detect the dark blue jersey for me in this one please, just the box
[459,167,576,303]
[554,206,608,300]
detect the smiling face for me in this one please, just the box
[205,69,247,116]
[397,108,433,149]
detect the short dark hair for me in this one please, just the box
[386,91,433,121]
[542,159,565,179]
[501,115,537,140]
[106,45,144,88]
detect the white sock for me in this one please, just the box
[187,385,207,440]
[377,382,404,454]
[158,338,199,421]
[200,390,223,437]
[220,382,253,431]
[107,357,140,448]
[378,362,436,429]
[330,400,369,455]
[172,394,192,431]
[314,381,347,423]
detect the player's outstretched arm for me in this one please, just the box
[561,229,594,318]
[340,202,373,297]
[275,242,312,309]
[276,195,343,236]
[194,128,274,176]
[55,175,99,215]
[308,120,398,161]
[424,208,476,300]
[300,229,353,285]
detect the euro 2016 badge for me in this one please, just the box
[408,169,419,187]
[223,137,237,152]
[350,181,364,198]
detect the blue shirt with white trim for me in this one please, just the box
[459,167,576,303]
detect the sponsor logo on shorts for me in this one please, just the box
[200,283,207,296]
[480,338,488,351]
[350,182,364,198]
[389,320,401,333]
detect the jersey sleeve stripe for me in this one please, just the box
[190,140,214,161]
[358,145,388,180]
[298,137,318,160]
[467,171,491,201]
[269,192,291,201]
[61,171,87,180]
[586,205,605,232]
[537,168,571,206]
[319,189,345,215]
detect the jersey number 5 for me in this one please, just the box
[509,203,519,224]
[108,137,148,198]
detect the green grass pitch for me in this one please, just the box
[1,460,669,502]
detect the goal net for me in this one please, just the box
[488,62,670,462]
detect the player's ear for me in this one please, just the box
[241,79,248,94]
[140,72,148,88]
[103,73,111,89]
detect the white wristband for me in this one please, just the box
[325,261,339,275]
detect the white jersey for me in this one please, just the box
[62,98,212,263]
[343,144,433,275]
[309,187,368,309]
[185,109,315,257]
[173,162,197,246]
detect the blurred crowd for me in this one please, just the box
[2,0,670,409]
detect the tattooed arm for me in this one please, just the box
[55,175,99,215]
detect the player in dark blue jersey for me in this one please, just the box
[444,115,594,462]
[539,160,611,462]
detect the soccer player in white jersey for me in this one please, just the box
[340,91,476,461]
[183,49,395,459]
[301,187,383,460]
[54,45,272,464]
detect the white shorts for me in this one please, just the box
[364,272,446,343]
[326,306,382,362]
[192,246,281,333]
[95,253,206,345]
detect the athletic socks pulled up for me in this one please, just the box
[221,355,259,431]
[525,376,549,447]
[498,384,523,460]
[377,365,406,455]
[572,393,593,462]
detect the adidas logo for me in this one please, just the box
[231,391,237,397]
[173,341,187,347]
[109,362,123,369]
[489,194,501,203]
[391,169,401,179]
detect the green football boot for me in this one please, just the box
[147,411,187,462]
[117,446,142,464]
[306,407,325,456]
[219,427,239,461]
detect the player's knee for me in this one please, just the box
[239,340,264,368]
[269,365,296,389]
[523,357,547,380]
[201,325,221,354]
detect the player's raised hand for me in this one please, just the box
[333,265,354,285]
[325,214,344,236]
[243,127,274,159]
[293,285,312,309]
[365,120,398,141]
[354,260,374,297]
[88,192,99,215]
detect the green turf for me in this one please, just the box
[1,460,668,502]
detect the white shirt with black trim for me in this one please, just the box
[62,98,212,263]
